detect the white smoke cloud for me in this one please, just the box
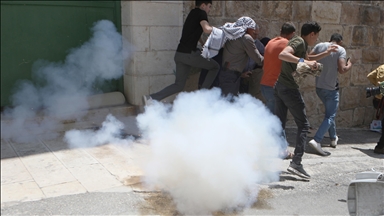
[136,88,286,214]
[1,20,131,142]
[64,114,134,148]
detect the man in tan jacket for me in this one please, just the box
[219,17,264,97]
[367,65,384,102]
[367,64,384,154]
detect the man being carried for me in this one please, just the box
[219,16,264,97]
[143,1,219,105]
[239,31,266,103]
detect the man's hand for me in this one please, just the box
[308,45,338,61]
[241,71,252,78]
[200,20,213,34]
[327,45,338,54]
[305,60,318,70]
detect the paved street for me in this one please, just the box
[1,110,383,215]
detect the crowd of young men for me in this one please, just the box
[141,1,382,180]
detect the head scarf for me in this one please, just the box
[201,16,258,59]
[221,16,257,41]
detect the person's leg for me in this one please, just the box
[248,68,265,103]
[375,118,384,148]
[219,70,241,97]
[211,73,220,88]
[313,88,339,142]
[261,84,275,113]
[151,51,219,101]
[198,69,208,89]
[284,90,309,165]
[275,82,309,164]
[328,91,339,141]
[239,77,249,94]
[150,52,191,101]
[211,48,224,88]
[379,117,384,148]
[275,82,310,179]
[199,49,223,89]
[274,82,289,148]
[187,50,219,89]
[374,117,384,153]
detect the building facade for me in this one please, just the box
[1,1,383,129]
[121,0,384,128]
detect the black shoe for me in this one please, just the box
[287,162,311,179]
[374,145,384,154]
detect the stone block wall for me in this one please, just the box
[122,1,383,128]
[121,1,183,105]
[182,0,384,128]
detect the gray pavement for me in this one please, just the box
[1,111,384,215]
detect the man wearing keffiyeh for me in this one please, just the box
[219,16,264,97]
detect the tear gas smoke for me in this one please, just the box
[136,89,286,214]
[64,114,134,148]
[1,20,131,142]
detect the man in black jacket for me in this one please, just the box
[143,1,219,105]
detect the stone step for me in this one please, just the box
[1,91,138,133]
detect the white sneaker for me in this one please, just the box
[330,136,338,148]
[308,139,331,156]
[142,95,153,106]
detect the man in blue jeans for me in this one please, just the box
[307,33,354,156]
[261,22,296,113]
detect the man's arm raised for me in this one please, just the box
[200,20,213,34]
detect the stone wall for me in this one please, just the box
[121,1,383,128]
[121,1,183,105]
[182,0,384,128]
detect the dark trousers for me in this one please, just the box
[379,118,384,148]
[274,81,309,165]
[198,48,223,89]
[219,69,242,97]
[239,68,265,103]
[151,51,219,101]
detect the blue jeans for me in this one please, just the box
[261,84,275,113]
[314,88,339,142]
[262,84,288,152]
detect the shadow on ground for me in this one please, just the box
[351,147,384,159]
[0,117,141,159]
[285,128,380,146]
